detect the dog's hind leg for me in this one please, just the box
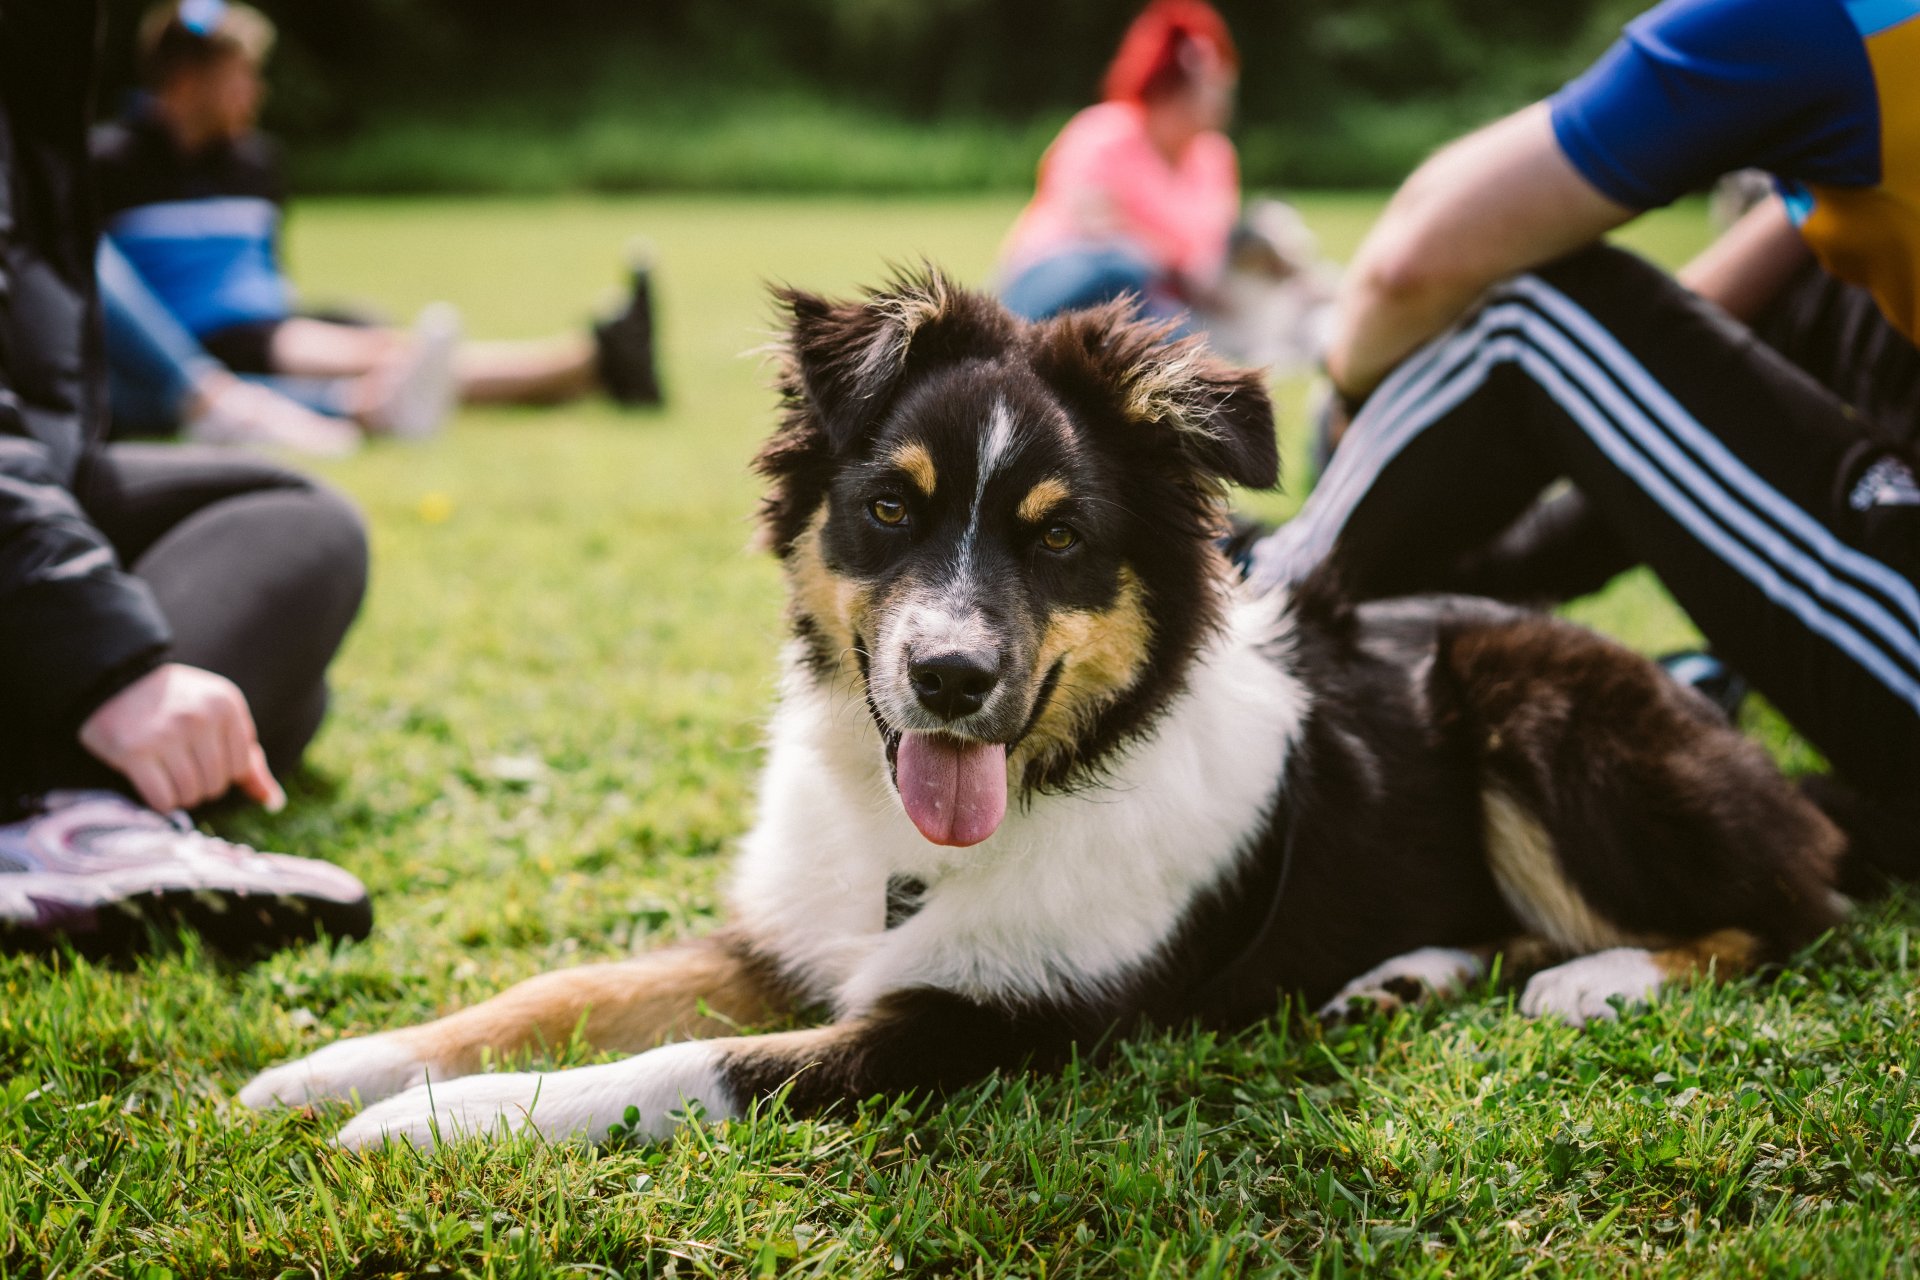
[1433,613,1845,1023]
[237,930,793,1110]
[1518,929,1762,1026]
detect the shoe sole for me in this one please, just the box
[0,874,372,959]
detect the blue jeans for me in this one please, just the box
[98,239,351,435]
[999,247,1190,329]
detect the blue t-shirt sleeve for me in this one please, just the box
[1549,0,1877,209]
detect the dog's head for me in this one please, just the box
[758,269,1277,848]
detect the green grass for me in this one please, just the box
[4,195,1916,1277]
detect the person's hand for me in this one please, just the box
[78,663,286,813]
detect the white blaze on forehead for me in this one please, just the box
[960,399,1018,567]
[976,398,1017,493]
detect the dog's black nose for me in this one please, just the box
[909,652,999,721]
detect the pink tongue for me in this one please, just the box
[895,734,1009,847]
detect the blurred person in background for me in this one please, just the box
[98,235,363,457]
[94,0,664,452]
[996,0,1335,373]
[1,0,372,955]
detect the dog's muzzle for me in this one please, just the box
[870,597,1031,848]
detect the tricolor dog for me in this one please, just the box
[241,274,1846,1148]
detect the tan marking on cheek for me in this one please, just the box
[1017,477,1071,524]
[785,510,873,665]
[886,442,938,497]
[1012,567,1152,772]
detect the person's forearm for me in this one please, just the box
[1325,256,1492,401]
[1324,104,1636,403]
[1678,196,1809,323]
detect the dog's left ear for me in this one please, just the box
[774,270,1015,452]
[1034,302,1280,490]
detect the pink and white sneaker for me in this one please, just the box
[0,791,371,956]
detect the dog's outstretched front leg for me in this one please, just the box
[238,931,790,1110]
[334,987,1078,1149]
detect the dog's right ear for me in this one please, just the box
[774,271,1014,452]
[759,273,1016,558]
[775,287,907,451]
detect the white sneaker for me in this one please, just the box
[366,302,461,439]
[185,380,362,458]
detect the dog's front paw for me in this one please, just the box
[334,1071,547,1150]
[333,1040,732,1151]
[1519,948,1663,1026]
[237,1032,429,1110]
[1319,946,1484,1021]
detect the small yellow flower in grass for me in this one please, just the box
[418,491,455,524]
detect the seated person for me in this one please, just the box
[996,1,1333,372]
[998,0,1240,327]
[99,236,362,456]
[1249,0,1920,866]
[94,0,663,445]
[2,2,371,955]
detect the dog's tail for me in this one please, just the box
[1800,774,1920,896]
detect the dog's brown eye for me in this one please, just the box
[870,496,909,527]
[1041,524,1078,552]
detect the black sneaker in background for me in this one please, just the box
[595,246,664,407]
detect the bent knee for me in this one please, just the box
[286,483,369,606]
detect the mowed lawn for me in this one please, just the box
[3,195,1916,1278]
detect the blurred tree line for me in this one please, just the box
[98,0,1654,193]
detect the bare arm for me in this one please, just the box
[1326,103,1638,401]
[1677,196,1810,323]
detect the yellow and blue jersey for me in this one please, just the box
[1551,0,1920,341]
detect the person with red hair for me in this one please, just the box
[998,1,1243,326]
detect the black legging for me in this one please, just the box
[1,445,367,798]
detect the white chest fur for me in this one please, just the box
[728,590,1310,1014]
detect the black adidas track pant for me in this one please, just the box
[1251,245,1920,804]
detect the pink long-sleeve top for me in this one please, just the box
[999,100,1240,286]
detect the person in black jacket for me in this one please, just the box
[0,0,371,954]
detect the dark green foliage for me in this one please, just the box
[96,0,1659,193]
